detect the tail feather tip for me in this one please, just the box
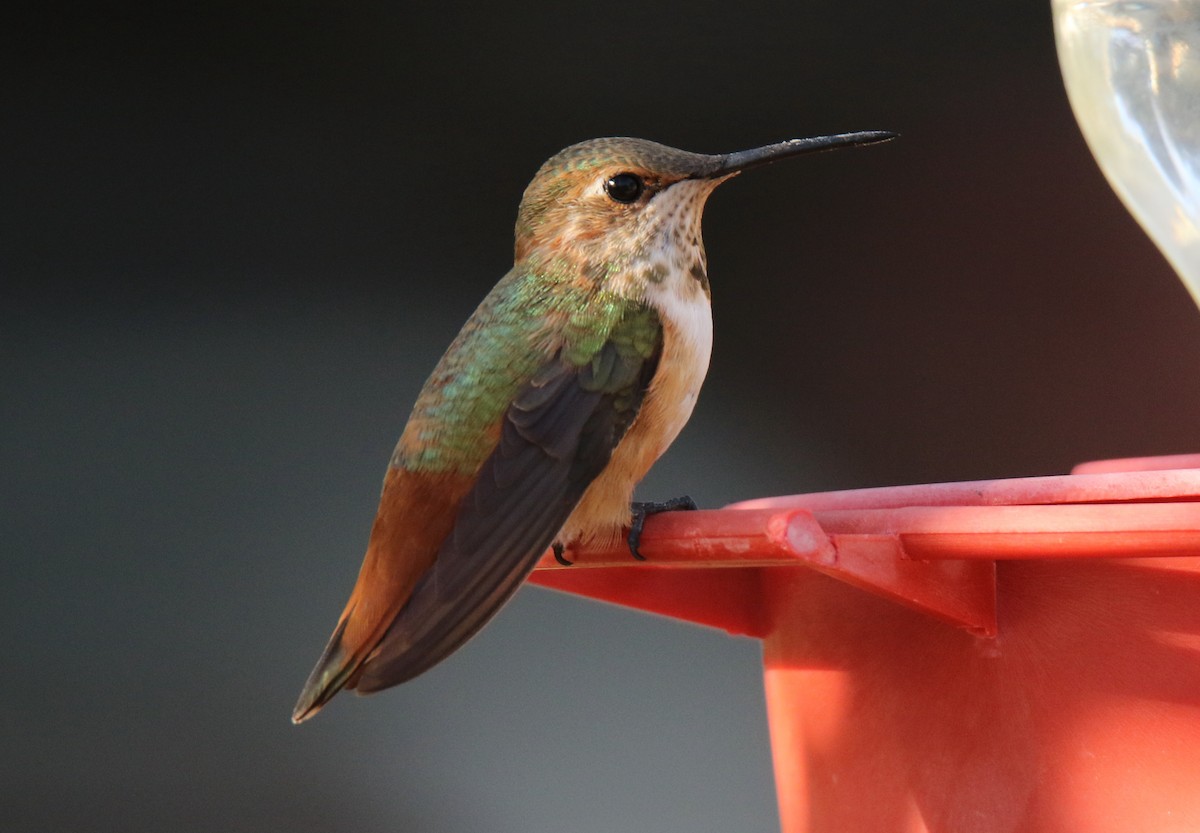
[291,620,358,725]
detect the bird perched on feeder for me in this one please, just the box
[292,130,895,723]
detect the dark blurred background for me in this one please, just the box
[6,2,1199,831]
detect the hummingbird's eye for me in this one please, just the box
[604,173,645,204]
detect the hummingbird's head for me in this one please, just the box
[512,133,896,297]
[513,137,723,267]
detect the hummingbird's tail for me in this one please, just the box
[291,615,362,723]
[291,467,468,724]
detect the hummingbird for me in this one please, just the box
[292,130,895,723]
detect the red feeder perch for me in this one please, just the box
[529,455,1200,833]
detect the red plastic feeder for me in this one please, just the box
[529,455,1200,833]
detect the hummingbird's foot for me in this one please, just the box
[552,541,573,566]
[628,496,698,560]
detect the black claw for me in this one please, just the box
[627,516,649,561]
[627,496,699,560]
[552,541,573,566]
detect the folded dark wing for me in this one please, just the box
[353,329,661,691]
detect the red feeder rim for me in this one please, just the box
[529,455,1200,833]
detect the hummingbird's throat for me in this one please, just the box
[523,179,717,305]
[620,178,716,302]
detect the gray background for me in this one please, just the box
[6,2,1199,831]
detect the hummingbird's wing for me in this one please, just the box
[350,331,662,692]
[292,306,663,721]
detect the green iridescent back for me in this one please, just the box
[394,264,661,475]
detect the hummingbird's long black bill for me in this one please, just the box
[703,130,897,178]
